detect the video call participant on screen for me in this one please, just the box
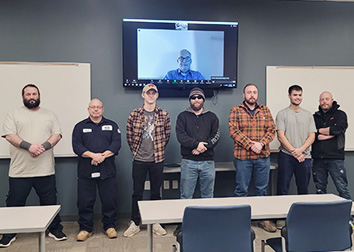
[275,84,316,229]
[164,49,205,80]
[72,99,121,241]
[1,84,66,248]
[312,91,351,200]
[124,84,170,238]
[229,83,276,232]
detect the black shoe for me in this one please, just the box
[173,224,182,237]
[0,234,16,248]
[48,229,67,241]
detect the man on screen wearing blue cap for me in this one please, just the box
[164,49,205,80]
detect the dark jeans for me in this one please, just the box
[5,175,63,236]
[312,159,351,200]
[234,157,270,197]
[277,151,311,195]
[131,160,164,225]
[77,177,118,232]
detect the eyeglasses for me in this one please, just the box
[178,56,191,62]
[89,106,103,109]
[190,95,204,100]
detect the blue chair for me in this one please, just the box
[261,200,353,252]
[175,205,255,252]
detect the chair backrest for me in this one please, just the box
[285,200,352,252]
[182,204,253,252]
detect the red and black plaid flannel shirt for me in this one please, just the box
[126,106,170,163]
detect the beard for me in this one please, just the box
[245,97,257,105]
[190,101,204,111]
[23,97,40,109]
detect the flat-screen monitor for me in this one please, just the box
[122,19,238,92]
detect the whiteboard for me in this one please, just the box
[266,66,353,151]
[0,62,91,158]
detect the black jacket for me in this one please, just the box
[311,101,347,160]
[176,107,220,161]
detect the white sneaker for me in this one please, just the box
[153,223,167,236]
[123,221,140,237]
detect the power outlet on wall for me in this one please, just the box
[164,180,170,190]
[172,180,178,189]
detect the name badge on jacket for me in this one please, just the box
[83,128,92,133]
[102,125,113,131]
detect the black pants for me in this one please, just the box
[131,160,164,225]
[77,177,118,232]
[6,175,63,234]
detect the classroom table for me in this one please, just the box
[0,205,61,252]
[138,194,349,252]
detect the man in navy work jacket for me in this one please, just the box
[312,91,351,200]
[72,98,121,241]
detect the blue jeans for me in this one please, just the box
[180,159,215,199]
[277,151,311,195]
[234,157,270,197]
[312,159,351,200]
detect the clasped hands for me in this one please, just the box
[290,148,305,163]
[192,142,208,155]
[91,153,106,166]
[250,141,263,154]
[29,144,45,158]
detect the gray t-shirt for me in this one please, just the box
[276,106,316,158]
[2,106,62,177]
[135,110,155,162]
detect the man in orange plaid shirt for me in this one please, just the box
[229,83,276,232]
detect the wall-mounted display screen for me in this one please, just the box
[122,19,238,91]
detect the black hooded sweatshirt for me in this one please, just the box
[311,101,347,160]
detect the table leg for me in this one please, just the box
[270,169,276,195]
[147,224,153,252]
[39,232,45,252]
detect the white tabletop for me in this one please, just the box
[139,194,348,225]
[0,205,61,233]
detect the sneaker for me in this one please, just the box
[105,228,117,239]
[76,230,93,241]
[258,221,277,232]
[48,229,67,241]
[153,223,167,236]
[276,220,286,230]
[0,234,16,248]
[123,221,140,237]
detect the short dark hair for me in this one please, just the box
[243,83,258,93]
[22,84,40,96]
[288,85,302,95]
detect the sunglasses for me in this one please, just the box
[190,95,204,100]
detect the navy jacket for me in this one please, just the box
[312,101,347,160]
[72,117,121,179]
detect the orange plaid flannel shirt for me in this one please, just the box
[229,102,275,160]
